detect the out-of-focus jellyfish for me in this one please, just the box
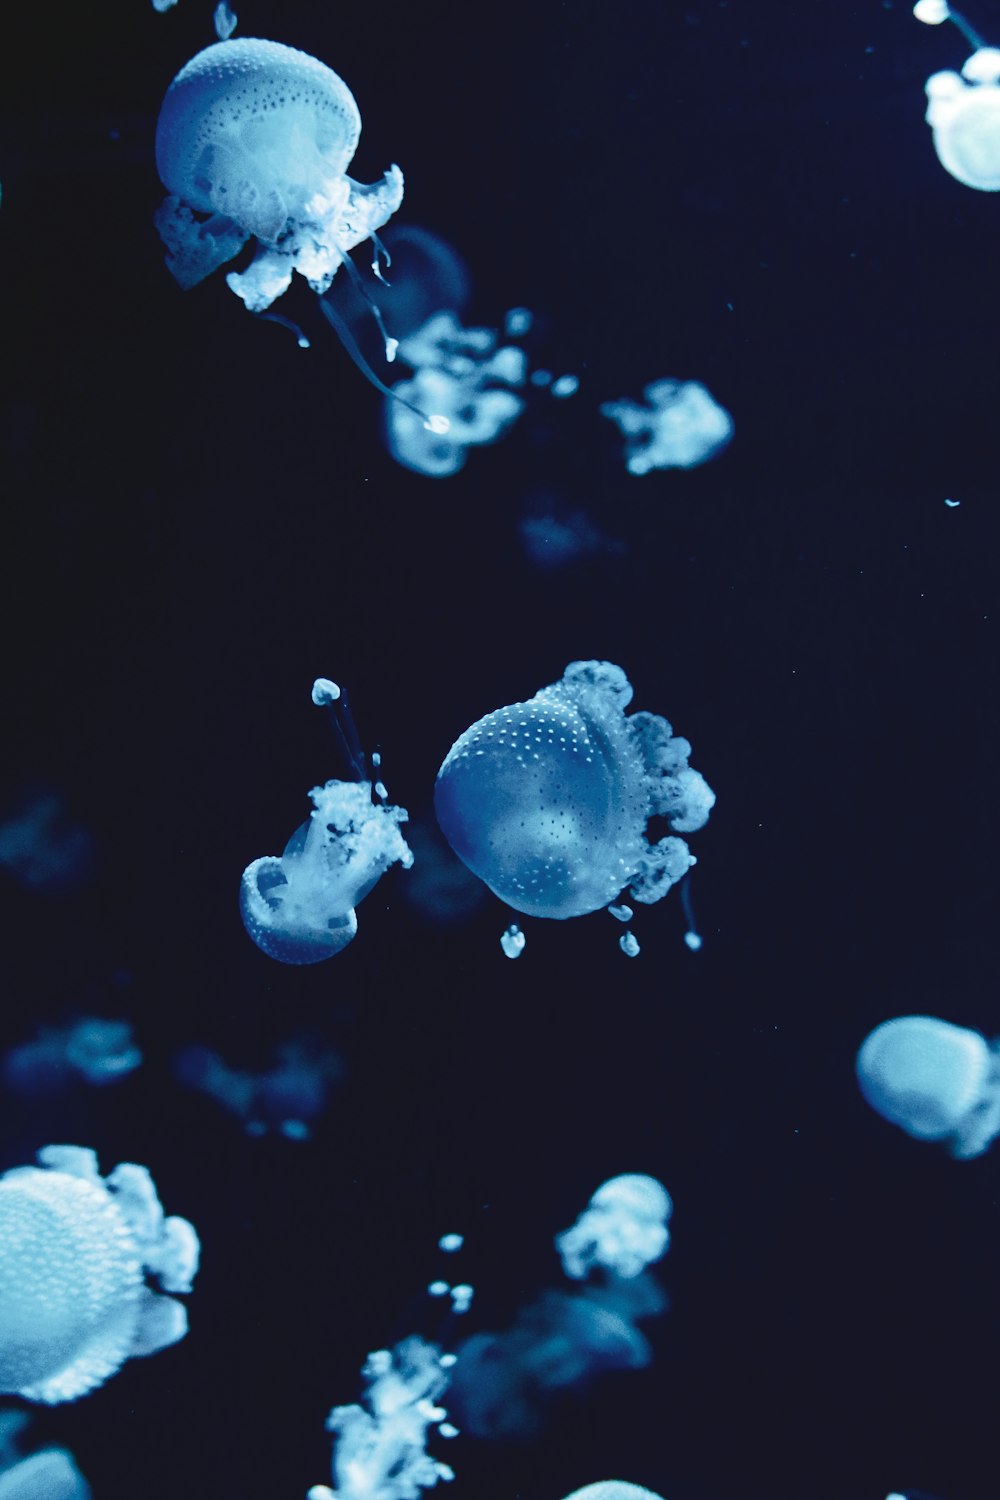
[557,1175,672,1281]
[434,661,715,953]
[307,1338,456,1500]
[174,1034,344,1138]
[0,1409,91,1500]
[0,792,93,892]
[338,226,471,355]
[213,1,237,39]
[3,1017,141,1098]
[400,817,487,927]
[387,312,528,476]
[561,1486,666,1500]
[155,39,403,311]
[600,379,733,474]
[914,3,1000,189]
[0,1145,199,1404]
[518,496,625,572]
[855,1014,1000,1158]
[240,678,412,964]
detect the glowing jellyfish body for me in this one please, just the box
[0,1146,199,1404]
[557,1175,672,1281]
[855,1014,1000,1158]
[434,661,714,940]
[154,39,403,309]
[240,680,413,965]
[562,1487,666,1500]
[600,380,734,474]
[915,4,1000,188]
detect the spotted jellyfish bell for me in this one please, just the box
[914,2,1000,189]
[0,1146,200,1405]
[855,1014,1000,1158]
[240,679,413,965]
[433,661,715,952]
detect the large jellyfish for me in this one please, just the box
[600,379,733,475]
[914,2,1000,189]
[855,1014,1000,1158]
[240,679,412,964]
[434,661,714,952]
[154,38,403,310]
[0,1145,199,1404]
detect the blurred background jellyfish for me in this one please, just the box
[307,1337,456,1500]
[240,678,412,965]
[600,379,733,474]
[2,1017,141,1099]
[561,1486,666,1500]
[855,1014,1000,1158]
[434,661,715,952]
[173,1033,344,1139]
[0,1145,199,1404]
[0,1409,91,1500]
[556,1175,672,1281]
[0,791,94,893]
[914,2,1000,189]
[400,816,487,928]
[517,493,626,573]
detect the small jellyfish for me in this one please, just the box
[855,1014,1000,1158]
[240,679,412,964]
[155,39,403,309]
[561,1487,666,1500]
[434,661,715,949]
[556,1175,672,1281]
[174,1034,344,1138]
[915,3,1000,188]
[0,1145,199,1404]
[0,1409,91,1500]
[600,379,733,474]
[0,791,93,892]
[517,494,625,572]
[3,1017,141,1098]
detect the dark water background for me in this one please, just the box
[0,1,997,1497]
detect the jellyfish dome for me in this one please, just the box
[434,661,715,924]
[154,38,403,309]
[562,1486,666,1500]
[0,1145,200,1404]
[557,1175,673,1281]
[855,1014,1000,1158]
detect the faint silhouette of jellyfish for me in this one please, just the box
[213,2,237,38]
[0,791,93,892]
[307,1338,457,1500]
[601,379,733,474]
[174,1034,344,1138]
[856,1014,1000,1158]
[562,1486,666,1500]
[386,313,528,477]
[355,227,471,349]
[240,678,412,965]
[447,1177,670,1440]
[517,495,625,572]
[914,2,1000,189]
[0,1145,199,1404]
[3,1018,141,1098]
[401,817,487,927]
[434,661,715,954]
[557,1175,672,1281]
[0,1409,91,1500]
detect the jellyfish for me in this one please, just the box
[3,1017,141,1098]
[307,1338,456,1500]
[556,1175,672,1281]
[434,661,715,951]
[240,678,412,964]
[600,379,733,474]
[0,791,93,891]
[561,1486,666,1500]
[0,1145,200,1404]
[174,1033,344,1138]
[386,312,528,477]
[914,2,1000,188]
[400,816,487,927]
[0,1409,91,1500]
[855,1014,1000,1158]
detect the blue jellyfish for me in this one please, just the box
[600,379,733,475]
[0,1409,90,1500]
[855,1014,1000,1158]
[434,661,715,952]
[556,1175,672,1282]
[0,791,93,892]
[3,1018,141,1098]
[562,1487,666,1500]
[240,679,413,965]
[0,1145,199,1404]
[914,3,1000,189]
[174,1034,344,1138]
[307,1338,456,1500]
[154,39,403,310]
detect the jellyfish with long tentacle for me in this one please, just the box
[914,3,1000,189]
[240,679,413,965]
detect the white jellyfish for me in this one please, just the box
[915,3,1000,188]
[561,1486,666,1500]
[600,379,733,475]
[0,1145,200,1404]
[239,679,412,964]
[557,1175,673,1281]
[154,38,403,310]
[0,1409,90,1500]
[855,1014,1000,1158]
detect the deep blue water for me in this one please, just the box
[0,2,997,1498]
